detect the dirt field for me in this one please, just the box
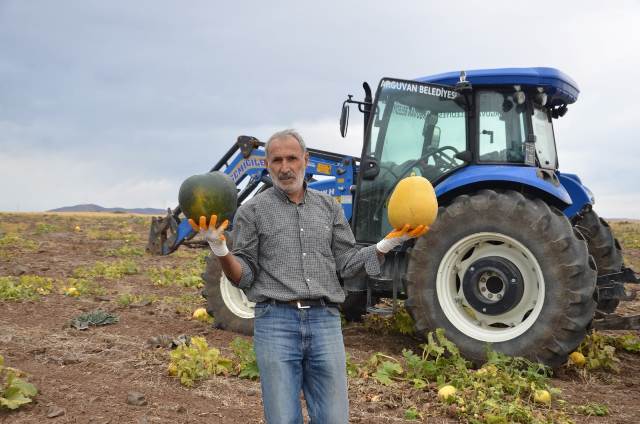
[1,212,639,423]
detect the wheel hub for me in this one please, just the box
[463,256,524,315]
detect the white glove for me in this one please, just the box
[376,224,428,254]
[188,215,229,257]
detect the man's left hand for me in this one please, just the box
[376,224,428,254]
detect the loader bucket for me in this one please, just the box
[146,209,179,255]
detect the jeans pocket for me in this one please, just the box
[253,303,271,319]
[325,306,341,318]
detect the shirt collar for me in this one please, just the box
[272,180,308,204]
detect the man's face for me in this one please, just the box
[266,135,309,195]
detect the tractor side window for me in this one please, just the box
[478,91,526,163]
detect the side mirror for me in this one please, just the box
[339,102,350,138]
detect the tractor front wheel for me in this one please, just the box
[202,253,255,335]
[405,190,597,367]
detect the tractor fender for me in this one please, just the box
[435,165,573,208]
[557,172,595,219]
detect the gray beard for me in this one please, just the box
[273,175,304,194]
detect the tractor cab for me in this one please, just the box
[341,67,579,243]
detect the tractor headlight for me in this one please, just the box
[535,87,547,106]
[514,85,526,104]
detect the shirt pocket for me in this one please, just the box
[306,215,333,257]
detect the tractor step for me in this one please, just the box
[597,283,637,302]
[592,313,640,330]
[368,276,394,291]
[596,267,639,285]
[366,306,395,316]
[596,267,639,302]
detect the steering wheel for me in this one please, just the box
[369,145,461,228]
[410,145,460,173]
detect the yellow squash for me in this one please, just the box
[387,176,438,229]
[533,389,551,405]
[437,385,457,401]
[569,351,586,367]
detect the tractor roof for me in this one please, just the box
[416,67,579,106]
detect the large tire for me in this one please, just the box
[405,190,597,367]
[574,209,624,313]
[201,251,255,335]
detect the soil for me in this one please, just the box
[1,212,639,423]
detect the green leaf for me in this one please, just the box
[168,336,234,387]
[411,378,427,389]
[230,337,260,380]
[345,353,360,378]
[485,414,508,423]
[404,407,421,420]
[238,362,260,380]
[11,378,37,397]
[373,361,403,386]
[1,377,36,410]
[1,392,33,410]
[391,308,414,335]
[70,309,119,330]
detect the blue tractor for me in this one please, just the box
[147,67,639,367]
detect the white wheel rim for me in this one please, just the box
[436,232,545,343]
[219,274,255,319]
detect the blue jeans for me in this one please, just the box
[253,302,349,424]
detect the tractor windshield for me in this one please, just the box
[354,78,467,243]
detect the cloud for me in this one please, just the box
[0,150,177,210]
[0,0,639,218]
[0,117,361,211]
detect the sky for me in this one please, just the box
[1,0,639,218]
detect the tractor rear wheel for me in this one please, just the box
[201,241,255,335]
[405,190,597,367]
[574,209,624,313]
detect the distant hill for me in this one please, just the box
[47,204,166,215]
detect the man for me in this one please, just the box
[190,129,426,423]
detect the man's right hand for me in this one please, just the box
[188,215,229,257]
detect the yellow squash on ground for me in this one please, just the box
[533,389,551,405]
[569,351,586,367]
[387,176,438,229]
[437,385,457,401]
[192,307,211,322]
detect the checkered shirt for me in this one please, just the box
[232,185,381,304]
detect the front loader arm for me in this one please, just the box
[146,135,358,255]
